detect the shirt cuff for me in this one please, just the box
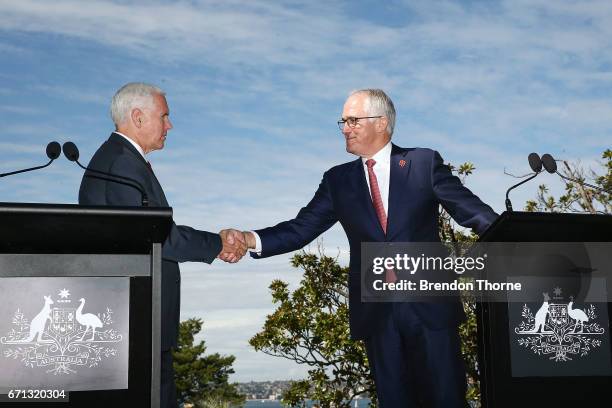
[249,231,262,255]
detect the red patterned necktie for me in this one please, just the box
[365,159,397,283]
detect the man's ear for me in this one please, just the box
[131,108,144,128]
[376,116,388,134]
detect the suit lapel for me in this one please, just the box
[387,144,411,240]
[145,164,169,206]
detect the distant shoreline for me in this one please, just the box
[243,399,371,407]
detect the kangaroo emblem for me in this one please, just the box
[22,295,53,343]
[528,292,550,333]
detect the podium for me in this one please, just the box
[0,203,171,407]
[477,211,612,407]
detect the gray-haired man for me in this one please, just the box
[79,82,245,407]
[232,89,497,407]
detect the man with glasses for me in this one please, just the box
[227,89,497,407]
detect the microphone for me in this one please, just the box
[541,153,610,193]
[505,153,542,212]
[528,152,543,173]
[62,141,149,206]
[541,153,557,173]
[1,141,61,178]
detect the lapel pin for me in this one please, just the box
[399,159,406,168]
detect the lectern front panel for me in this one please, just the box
[0,253,153,407]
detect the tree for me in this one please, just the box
[438,161,482,405]
[250,161,485,407]
[525,149,611,214]
[173,318,245,407]
[249,251,375,408]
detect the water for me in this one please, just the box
[243,400,371,407]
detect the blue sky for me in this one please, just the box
[1,0,610,381]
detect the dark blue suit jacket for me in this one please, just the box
[79,132,222,350]
[254,144,497,340]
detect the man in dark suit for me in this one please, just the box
[79,82,245,408]
[234,89,498,407]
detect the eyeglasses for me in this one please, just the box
[337,116,383,131]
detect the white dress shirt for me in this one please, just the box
[250,141,393,253]
[362,141,392,216]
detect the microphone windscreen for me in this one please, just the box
[62,141,79,162]
[528,152,542,172]
[541,153,557,173]
[46,141,61,160]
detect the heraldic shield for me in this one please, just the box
[50,308,77,337]
[547,303,569,329]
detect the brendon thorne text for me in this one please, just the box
[373,279,521,292]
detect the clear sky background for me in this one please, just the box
[1,0,610,382]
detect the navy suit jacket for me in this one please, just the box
[79,132,222,350]
[254,145,498,340]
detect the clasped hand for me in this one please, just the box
[217,229,248,263]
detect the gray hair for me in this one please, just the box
[350,89,396,136]
[110,82,165,127]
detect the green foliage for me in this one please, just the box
[174,318,245,407]
[447,161,476,177]
[249,251,375,408]
[196,396,232,408]
[457,293,480,405]
[439,161,481,406]
[525,149,611,214]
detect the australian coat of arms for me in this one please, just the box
[0,288,124,375]
[514,287,605,362]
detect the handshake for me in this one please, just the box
[217,229,256,263]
